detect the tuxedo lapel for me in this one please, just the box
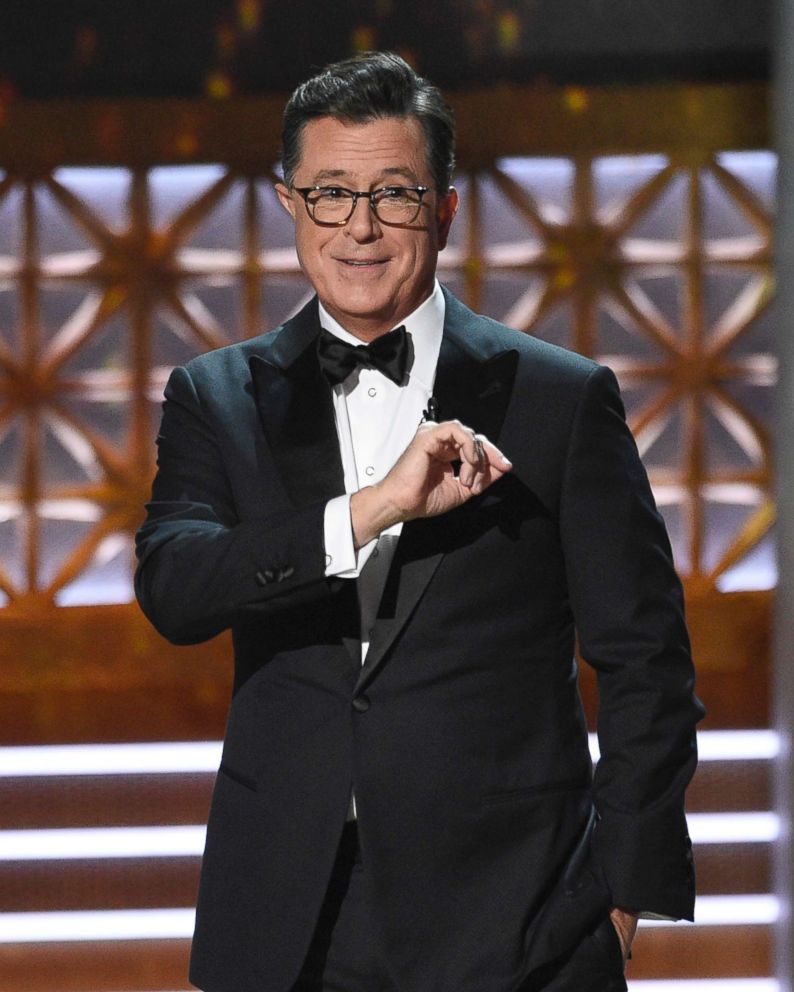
[433,334,519,441]
[249,299,345,508]
[356,297,519,693]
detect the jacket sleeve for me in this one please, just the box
[558,363,704,920]
[135,364,343,645]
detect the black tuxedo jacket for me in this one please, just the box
[135,288,703,992]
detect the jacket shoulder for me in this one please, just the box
[443,288,601,387]
[177,295,320,387]
[178,328,279,381]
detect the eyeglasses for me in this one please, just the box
[292,185,431,226]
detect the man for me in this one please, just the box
[136,51,703,992]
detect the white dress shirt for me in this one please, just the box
[321,284,444,822]
[321,282,445,663]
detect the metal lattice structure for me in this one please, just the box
[447,152,776,597]
[0,166,300,610]
[0,154,776,611]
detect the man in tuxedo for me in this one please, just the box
[135,51,703,992]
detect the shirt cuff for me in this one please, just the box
[323,495,359,577]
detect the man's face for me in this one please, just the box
[277,115,458,341]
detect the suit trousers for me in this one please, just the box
[290,824,628,992]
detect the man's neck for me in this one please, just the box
[318,293,436,343]
[318,283,442,345]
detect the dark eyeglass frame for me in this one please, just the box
[292,184,432,226]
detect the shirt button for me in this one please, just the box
[365,466,375,476]
[368,387,377,397]
[325,554,332,567]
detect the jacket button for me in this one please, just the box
[352,695,370,713]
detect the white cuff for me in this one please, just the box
[323,495,359,577]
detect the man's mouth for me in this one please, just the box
[338,258,386,266]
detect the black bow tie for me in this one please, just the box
[317,326,410,387]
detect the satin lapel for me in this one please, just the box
[249,301,345,508]
[355,317,519,694]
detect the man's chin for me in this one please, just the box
[322,298,406,337]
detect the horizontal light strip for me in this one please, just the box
[693,730,780,762]
[588,729,780,763]
[0,895,779,944]
[639,894,779,928]
[0,825,206,860]
[0,908,195,943]
[0,741,222,777]
[0,811,777,862]
[628,982,779,992]
[687,811,779,843]
[0,730,779,779]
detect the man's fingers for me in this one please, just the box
[379,419,512,524]
[464,429,485,468]
[459,429,510,478]
[459,430,485,488]
[419,420,512,491]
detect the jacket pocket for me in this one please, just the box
[218,760,258,792]
[482,777,589,806]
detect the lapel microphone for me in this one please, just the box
[422,397,441,423]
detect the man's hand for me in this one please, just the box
[351,419,512,548]
[609,907,638,965]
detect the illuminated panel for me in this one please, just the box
[0,896,776,944]
[638,895,779,927]
[0,825,206,860]
[0,908,195,943]
[588,729,779,763]
[628,983,779,992]
[0,740,222,776]
[0,811,774,862]
[0,729,774,776]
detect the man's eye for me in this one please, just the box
[378,187,411,201]
[316,187,349,200]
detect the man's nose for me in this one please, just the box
[345,195,380,241]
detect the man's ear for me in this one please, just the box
[436,187,459,251]
[275,182,297,219]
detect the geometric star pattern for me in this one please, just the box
[440,151,776,598]
[0,150,776,611]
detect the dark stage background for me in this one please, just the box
[0,0,772,100]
